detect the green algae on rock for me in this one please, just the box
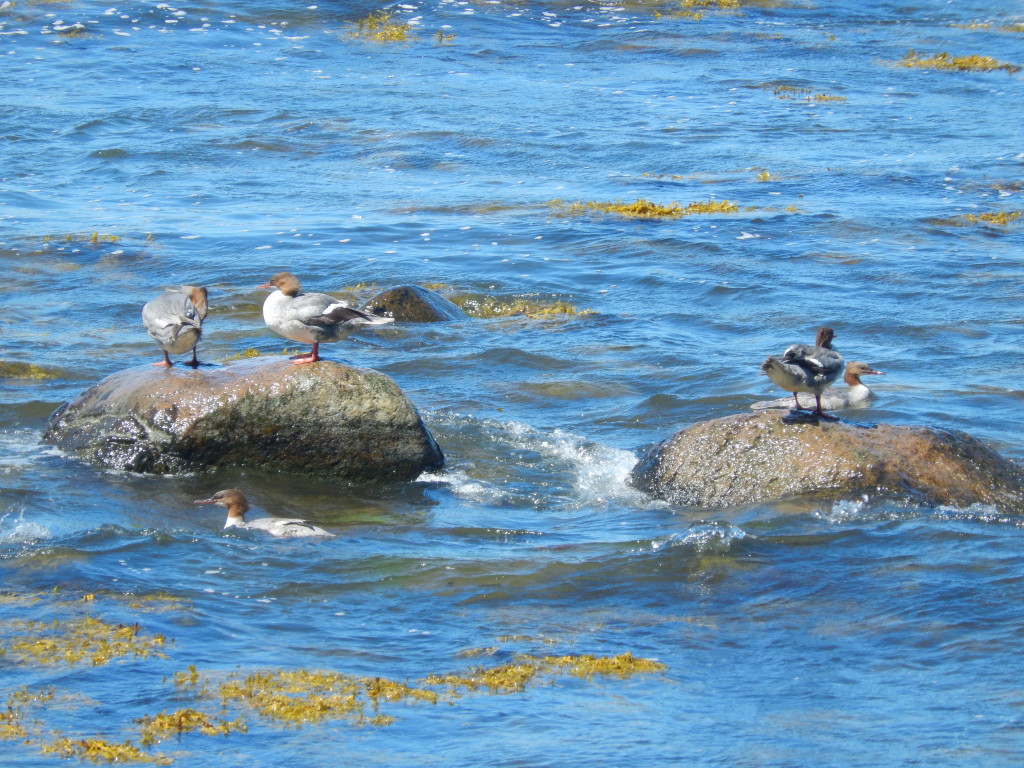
[452,293,593,319]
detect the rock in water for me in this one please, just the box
[43,357,444,481]
[362,285,467,322]
[629,411,1024,513]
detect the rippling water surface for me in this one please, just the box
[2,0,1023,765]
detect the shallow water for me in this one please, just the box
[2,0,1023,766]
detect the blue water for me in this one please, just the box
[2,0,1023,765]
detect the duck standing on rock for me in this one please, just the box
[260,272,394,364]
[760,326,844,419]
[194,489,335,538]
[751,361,884,412]
[142,285,208,367]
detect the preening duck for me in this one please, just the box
[194,489,335,539]
[760,326,845,419]
[142,285,208,367]
[259,272,393,364]
[752,360,884,411]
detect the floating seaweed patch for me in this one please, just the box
[346,10,413,42]
[0,361,61,380]
[656,0,742,20]
[221,347,265,361]
[951,22,1024,33]
[456,646,500,659]
[1,615,168,667]
[423,652,666,694]
[136,709,246,747]
[39,736,169,765]
[894,50,1020,73]
[43,232,121,246]
[423,662,540,694]
[0,688,41,742]
[551,198,740,219]
[767,84,847,102]
[525,651,667,680]
[963,210,1023,226]
[183,667,439,728]
[124,593,192,614]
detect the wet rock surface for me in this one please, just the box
[629,411,1024,513]
[43,357,444,481]
[362,284,467,322]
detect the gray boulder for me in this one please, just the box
[629,411,1024,512]
[43,357,444,481]
[362,285,467,322]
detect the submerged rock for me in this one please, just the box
[362,284,467,323]
[43,357,444,481]
[629,411,1024,513]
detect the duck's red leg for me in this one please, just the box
[814,393,839,420]
[291,342,320,365]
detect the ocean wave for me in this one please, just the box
[0,509,51,544]
[0,429,61,473]
[651,520,748,554]
[421,413,651,511]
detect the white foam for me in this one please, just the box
[653,521,747,553]
[418,468,507,504]
[422,415,649,510]
[0,510,51,544]
[816,494,872,523]
[0,429,60,473]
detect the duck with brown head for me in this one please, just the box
[258,272,393,364]
[194,489,335,539]
[752,360,884,411]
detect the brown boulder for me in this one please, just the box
[629,411,1024,512]
[362,285,467,322]
[43,357,444,481]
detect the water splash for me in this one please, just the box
[652,520,748,554]
[0,429,59,473]
[0,509,51,544]
[422,413,648,511]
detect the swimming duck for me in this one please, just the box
[752,361,884,411]
[259,272,393,364]
[142,285,208,367]
[194,489,335,539]
[760,326,844,419]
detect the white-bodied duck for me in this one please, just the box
[752,360,884,411]
[194,489,334,539]
[259,272,393,364]
[760,326,844,419]
[142,285,208,367]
